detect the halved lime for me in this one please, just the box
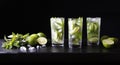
[108,37,118,43]
[102,38,114,48]
[101,35,109,41]
[37,37,47,45]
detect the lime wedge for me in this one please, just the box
[93,23,98,32]
[71,27,80,34]
[37,37,47,45]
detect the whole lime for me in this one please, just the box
[26,34,39,46]
[37,32,46,37]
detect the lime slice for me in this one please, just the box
[87,22,98,33]
[37,37,47,45]
[102,38,114,48]
[71,27,80,34]
[93,23,98,32]
[88,37,98,43]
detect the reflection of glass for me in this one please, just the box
[68,17,83,48]
[87,17,101,46]
[50,17,64,47]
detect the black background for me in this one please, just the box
[0,0,120,39]
[1,0,120,47]
[1,0,120,64]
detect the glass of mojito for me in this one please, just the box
[68,17,83,48]
[50,17,64,47]
[87,17,101,46]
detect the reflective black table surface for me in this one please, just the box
[0,39,120,64]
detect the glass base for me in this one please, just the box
[69,45,81,48]
[87,42,99,47]
[69,41,82,48]
[52,43,64,48]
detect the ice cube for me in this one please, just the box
[20,46,27,52]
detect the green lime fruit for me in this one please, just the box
[108,37,118,43]
[37,37,47,45]
[87,22,98,33]
[102,38,114,48]
[93,23,98,32]
[37,32,46,37]
[101,35,109,41]
[27,34,39,46]
[71,27,80,34]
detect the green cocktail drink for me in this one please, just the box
[68,17,83,48]
[50,17,64,46]
[87,17,101,46]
